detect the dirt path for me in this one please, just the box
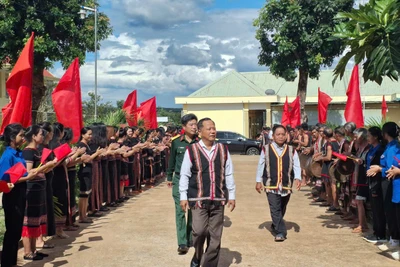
[20,155,398,267]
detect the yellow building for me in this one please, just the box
[176,70,400,138]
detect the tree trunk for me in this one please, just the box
[32,67,46,124]
[297,68,309,123]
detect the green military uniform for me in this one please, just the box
[167,134,199,247]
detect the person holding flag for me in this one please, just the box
[0,124,37,267]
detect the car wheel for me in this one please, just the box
[246,147,259,155]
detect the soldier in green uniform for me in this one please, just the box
[167,114,199,254]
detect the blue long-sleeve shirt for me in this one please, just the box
[389,149,400,203]
[380,140,400,179]
[0,146,27,182]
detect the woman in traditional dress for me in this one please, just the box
[22,125,57,260]
[0,124,37,266]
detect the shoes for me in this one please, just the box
[362,235,387,244]
[274,233,286,242]
[190,256,200,267]
[326,206,340,212]
[391,250,400,261]
[99,206,110,212]
[377,240,399,251]
[178,245,189,254]
[35,251,48,257]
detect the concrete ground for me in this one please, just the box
[20,155,399,267]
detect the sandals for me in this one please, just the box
[352,226,368,233]
[327,206,340,212]
[313,198,326,203]
[35,251,49,257]
[274,234,286,242]
[24,253,43,261]
[37,243,54,249]
[64,226,78,231]
[56,232,70,239]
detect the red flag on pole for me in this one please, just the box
[382,95,388,120]
[52,58,83,143]
[318,88,332,124]
[40,148,52,164]
[137,97,157,129]
[0,33,34,134]
[281,96,290,127]
[122,90,138,126]
[344,65,364,127]
[289,96,301,127]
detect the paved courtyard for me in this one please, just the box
[20,155,398,267]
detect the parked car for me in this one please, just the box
[216,131,261,155]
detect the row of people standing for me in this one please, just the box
[0,122,174,266]
[288,121,400,262]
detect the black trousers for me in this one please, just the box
[1,183,26,267]
[382,180,400,240]
[267,192,291,237]
[370,186,386,239]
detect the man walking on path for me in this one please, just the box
[167,114,199,254]
[180,118,236,267]
[255,124,301,242]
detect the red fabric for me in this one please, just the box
[382,95,388,120]
[53,144,72,162]
[332,151,347,161]
[4,162,27,184]
[0,33,34,134]
[281,96,290,127]
[52,58,83,143]
[21,224,47,238]
[0,181,11,193]
[137,97,158,129]
[40,148,52,164]
[289,96,301,127]
[318,88,332,124]
[344,65,364,127]
[122,90,138,126]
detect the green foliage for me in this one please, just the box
[254,0,353,81]
[365,116,388,128]
[53,196,63,218]
[101,109,127,127]
[157,107,181,125]
[83,92,119,121]
[0,0,112,70]
[332,0,400,84]
[254,0,353,120]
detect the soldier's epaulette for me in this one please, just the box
[171,134,181,141]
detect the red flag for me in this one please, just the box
[41,148,52,164]
[137,97,157,129]
[0,33,34,133]
[0,181,11,193]
[53,143,72,162]
[382,95,388,120]
[289,96,301,127]
[344,65,364,127]
[332,151,348,162]
[52,58,83,143]
[318,88,332,124]
[122,90,138,126]
[281,96,290,127]
[4,162,27,184]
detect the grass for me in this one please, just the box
[0,208,4,245]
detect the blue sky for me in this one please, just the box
[52,0,268,108]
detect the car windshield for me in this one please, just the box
[217,132,247,140]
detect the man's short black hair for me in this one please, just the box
[323,127,334,138]
[301,123,308,131]
[262,126,271,131]
[181,113,198,126]
[198,118,215,130]
[272,124,287,134]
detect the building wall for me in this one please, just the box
[0,71,8,112]
[184,103,245,135]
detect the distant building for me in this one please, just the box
[175,70,400,138]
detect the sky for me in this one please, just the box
[51,0,268,108]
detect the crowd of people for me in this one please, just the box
[0,121,179,267]
[258,121,400,261]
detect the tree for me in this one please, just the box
[0,0,112,122]
[82,92,117,122]
[332,0,400,84]
[254,0,353,121]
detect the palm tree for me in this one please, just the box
[332,0,400,84]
